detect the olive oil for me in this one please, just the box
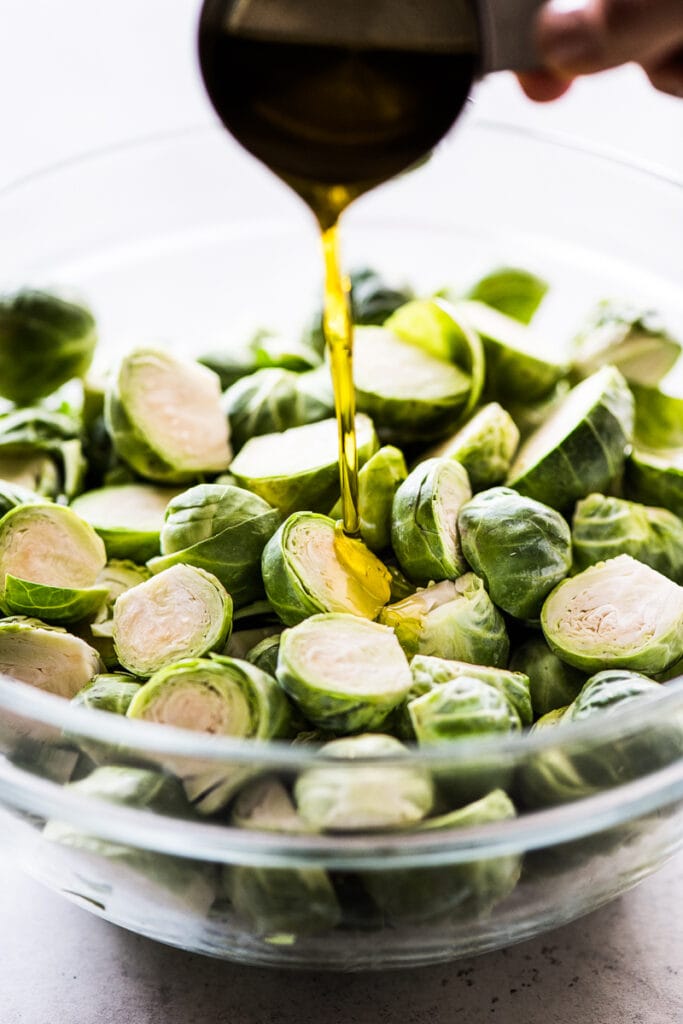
[199,10,476,533]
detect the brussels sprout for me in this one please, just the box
[224,624,282,662]
[223,367,334,451]
[113,564,233,676]
[379,576,509,667]
[427,403,520,491]
[509,635,586,718]
[570,301,680,386]
[541,554,683,674]
[43,767,216,918]
[71,673,141,715]
[572,493,683,583]
[408,675,522,744]
[249,332,322,373]
[362,790,521,924]
[0,616,102,698]
[0,290,97,404]
[225,777,341,938]
[351,326,473,443]
[458,487,572,620]
[506,380,572,444]
[385,299,485,420]
[631,383,683,450]
[0,504,108,622]
[330,445,408,552]
[71,484,181,562]
[408,655,533,728]
[246,634,281,676]
[0,407,85,500]
[294,734,433,832]
[83,561,152,668]
[385,560,417,601]
[465,266,548,324]
[0,481,44,518]
[625,446,683,520]
[230,414,378,516]
[566,669,663,721]
[457,300,566,403]
[262,513,391,626]
[507,366,634,510]
[391,458,471,585]
[277,614,412,733]
[105,349,232,483]
[147,484,281,608]
[198,342,257,391]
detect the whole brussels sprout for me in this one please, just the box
[379,575,509,667]
[245,634,281,676]
[0,290,97,404]
[458,487,572,620]
[71,673,141,715]
[509,635,586,718]
[408,655,533,728]
[625,446,683,521]
[223,366,333,451]
[392,458,471,585]
[465,266,548,324]
[408,676,522,744]
[572,492,683,583]
[427,402,520,491]
[541,554,683,675]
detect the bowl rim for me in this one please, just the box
[0,118,681,769]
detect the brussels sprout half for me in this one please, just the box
[113,564,233,676]
[362,790,521,925]
[0,290,97,404]
[465,266,548,324]
[105,349,232,483]
[570,301,681,386]
[0,616,103,698]
[277,614,412,733]
[379,576,509,667]
[230,414,378,516]
[224,367,333,451]
[509,635,586,718]
[330,445,408,552]
[391,458,471,585]
[572,493,683,584]
[428,402,520,492]
[148,483,281,608]
[71,484,181,562]
[262,513,391,626]
[541,554,683,674]
[0,504,107,622]
[625,446,683,520]
[458,487,572,620]
[225,777,341,939]
[507,366,634,511]
[294,733,434,832]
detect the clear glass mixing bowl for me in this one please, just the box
[0,118,681,969]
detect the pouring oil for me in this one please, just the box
[198,12,476,533]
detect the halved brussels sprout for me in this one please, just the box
[330,445,408,552]
[71,673,142,715]
[509,635,586,718]
[379,576,509,667]
[105,349,232,483]
[625,446,683,520]
[0,504,107,622]
[572,493,683,583]
[456,300,566,403]
[362,790,521,924]
[391,458,471,585]
[0,481,44,518]
[147,484,281,608]
[277,613,412,733]
[465,266,548,324]
[408,655,533,727]
[262,513,391,626]
[113,564,233,676]
[507,366,634,510]
[631,383,683,450]
[408,675,522,744]
[86,560,152,668]
[230,414,378,516]
[427,402,520,491]
[351,325,473,442]
[0,407,85,501]
[541,554,683,674]
[224,367,333,451]
[246,634,281,676]
[71,484,180,562]
[0,290,97,404]
[458,487,572,620]
[570,301,680,386]
[294,733,433,832]
[0,616,102,698]
[43,767,216,918]
[225,777,341,938]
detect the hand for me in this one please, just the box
[518,0,683,102]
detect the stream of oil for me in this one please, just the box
[199,18,476,533]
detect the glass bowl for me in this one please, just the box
[0,118,681,970]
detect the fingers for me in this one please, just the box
[516,69,574,102]
[537,0,683,76]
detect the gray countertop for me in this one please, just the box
[1,853,681,1024]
